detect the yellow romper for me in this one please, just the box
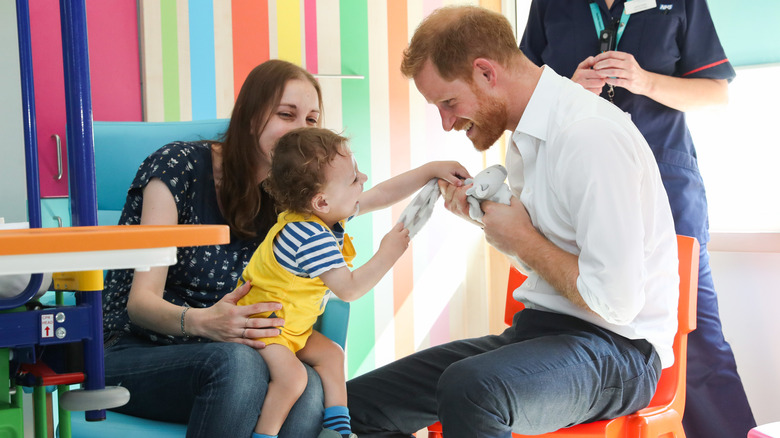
[237,211,356,352]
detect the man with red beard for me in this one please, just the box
[347,6,680,438]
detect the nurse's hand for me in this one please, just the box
[572,56,607,94]
[593,51,652,96]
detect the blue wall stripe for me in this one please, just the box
[188,0,216,120]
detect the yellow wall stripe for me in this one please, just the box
[276,0,302,65]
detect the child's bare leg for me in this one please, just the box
[298,330,352,436]
[255,344,308,435]
[297,330,347,407]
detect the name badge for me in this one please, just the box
[625,0,656,14]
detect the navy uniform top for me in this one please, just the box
[520,0,735,243]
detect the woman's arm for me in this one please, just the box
[125,179,182,334]
[593,51,729,112]
[125,179,284,347]
[357,161,469,215]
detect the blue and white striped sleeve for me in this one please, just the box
[274,221,347,278]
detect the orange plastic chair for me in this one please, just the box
[428,235,699,438]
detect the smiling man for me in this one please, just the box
[346,6,680,438]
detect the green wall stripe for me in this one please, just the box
[340,0,375,378]
[160,0,180,121]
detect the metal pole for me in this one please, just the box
[59,0,106,422]
[4,0,45,312]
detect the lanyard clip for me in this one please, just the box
[599,24,617,52]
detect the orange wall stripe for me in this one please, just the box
[231,0,269,100]
[387,0,415,359]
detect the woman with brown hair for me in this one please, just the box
[102,59,326,438]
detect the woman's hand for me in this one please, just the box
[189,282,285,349]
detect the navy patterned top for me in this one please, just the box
[102,141,277,345]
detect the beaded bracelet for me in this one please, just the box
[180,305,190,339]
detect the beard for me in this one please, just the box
[462,87,508,152]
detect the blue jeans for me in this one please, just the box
[104,334,324,438]
[347,309,661,438]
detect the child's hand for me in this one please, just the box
[428,161,471,186]
[380,222,411,260]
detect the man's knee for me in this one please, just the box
[437,358,508,414]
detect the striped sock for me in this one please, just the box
[323,405,352,436]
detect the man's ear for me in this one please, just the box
[311,193,330,214]
[473,58,497,86]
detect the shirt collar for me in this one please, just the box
[513,65,562,144]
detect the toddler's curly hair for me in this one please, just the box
[265,127,349,216]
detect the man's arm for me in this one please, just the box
[438,181,588,311]
[481,198,590,311]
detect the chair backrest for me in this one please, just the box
[503,235,699,412]
[647,234,699,411]
[93,119,229,225]
[504,267,527,326]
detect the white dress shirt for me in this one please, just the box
[507,66,679,368]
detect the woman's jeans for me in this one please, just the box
[347,309,661,438]
[104,334,324,438]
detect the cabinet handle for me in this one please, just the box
[54,215,63,228]
[52,134,63,180]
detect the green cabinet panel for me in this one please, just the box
[40,198,71,228]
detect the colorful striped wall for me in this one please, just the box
[139,0,509,378]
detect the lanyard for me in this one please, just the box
[589,1,630,52]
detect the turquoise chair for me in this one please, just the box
[63,120,351,437]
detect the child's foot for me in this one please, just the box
[316,428,357,438]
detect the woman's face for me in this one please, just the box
[257,79,321,166]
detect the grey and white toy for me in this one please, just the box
[464,164,512,223]
[396,178,441,238]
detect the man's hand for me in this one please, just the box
[481,197,535,259]
[438,179,483,227]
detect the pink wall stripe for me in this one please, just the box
[304,0,318,73]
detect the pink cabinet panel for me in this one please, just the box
[30,0,68,197]
[29,0,142,199]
